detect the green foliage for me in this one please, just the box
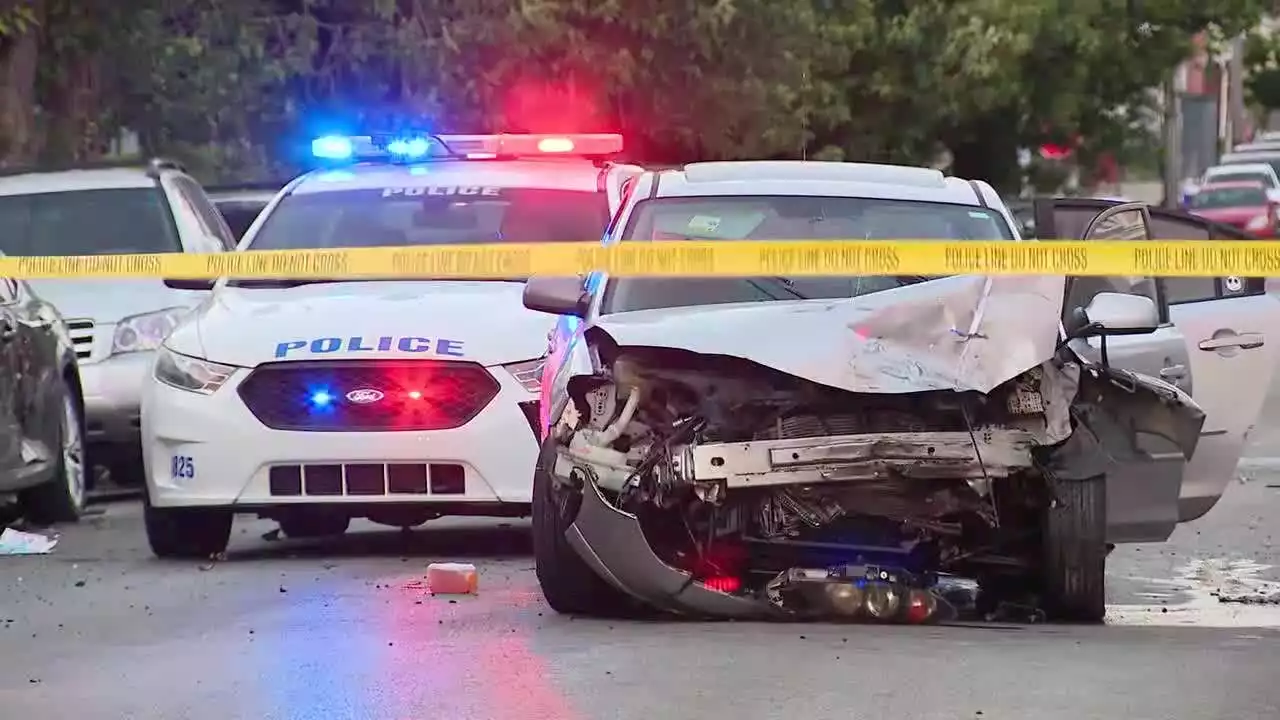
[1,0,1274,185]
[1245,27,1280,110]
[0,2,38,39]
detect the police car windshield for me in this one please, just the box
[603,195,1012,313]
[0,187,182,256]
[233,185,609,286]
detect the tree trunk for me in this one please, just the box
[0,0,43,166]
[944,113,1024,196]
[42,49,103,163]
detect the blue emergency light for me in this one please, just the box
[310,134,442,162]
[309,133,624,164]
[311,135,355,160]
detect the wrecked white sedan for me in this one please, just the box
[521,161,1280,623]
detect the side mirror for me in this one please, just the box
[164,278,215,291]
[523,276,588,317]
[1080,292,1159,336]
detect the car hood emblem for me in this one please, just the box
[345,388,385,404]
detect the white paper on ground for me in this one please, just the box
[0,527,57,555]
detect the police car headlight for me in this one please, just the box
[502,357,545,393]
[154,347,236,395]
[113,307,188,354]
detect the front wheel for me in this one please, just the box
[278,513,351,539]
[532,438,642,617]
[19,379,88,525]
[144,492,233,559]
[1041,475,1108,622]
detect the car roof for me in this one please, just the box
[1206,163,1275,174]
[1222,151,1280,163]
[1200,179,1268,189]
[647,160,995,205]
[0,167,161,197]
[1233,141,1280,153]
[290,158,617,196]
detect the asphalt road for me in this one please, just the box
[0,466,1277,720]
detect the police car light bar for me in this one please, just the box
[310,133,623,163]
[435,133,624,159]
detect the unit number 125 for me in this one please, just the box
[171,455,195,480]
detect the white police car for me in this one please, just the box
[141,132,643,557]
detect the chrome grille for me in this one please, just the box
[66,319,95,360]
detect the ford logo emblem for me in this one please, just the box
[345,388,385,404]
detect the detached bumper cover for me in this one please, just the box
[565,477,774,618]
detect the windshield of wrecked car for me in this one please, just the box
[601,195,1013,313]
[0,187,182,256]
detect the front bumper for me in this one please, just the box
[561,430,1034,617]
[80,351,155,446]
[142,364,540,509]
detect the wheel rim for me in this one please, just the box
[61,394,86,510]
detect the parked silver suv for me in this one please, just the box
[0,158,234,486]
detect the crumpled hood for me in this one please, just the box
[180,280,553,368]
[590,274,1066,394]
[26,278,204,323]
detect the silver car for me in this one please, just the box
[0,159,235,486]
[522,165,1280,625]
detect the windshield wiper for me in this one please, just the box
[228,277,526,288]
[743,277,809,300]
[228,278,344,288]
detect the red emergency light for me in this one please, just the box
[436,133,624,160]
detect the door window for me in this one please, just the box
[1064,205,1162,321]
[1144,213,1265,305]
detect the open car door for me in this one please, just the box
[1035,197,1280,539]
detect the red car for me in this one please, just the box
[1186,180,1278,236]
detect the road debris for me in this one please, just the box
[427,562,478,594]
[0,528,57,555]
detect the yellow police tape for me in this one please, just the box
[3,240,1280,279]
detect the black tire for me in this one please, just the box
[144,492,233,559]
[532,437,641,616]
[278,514,351,539]
[19,379,87,525]
[104,458,145,488]
[1041,475,1108,622]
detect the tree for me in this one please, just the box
[0,0,41,165]
[1245,26,1280,112]
[805,0,1272,192]
[1,0,1275,186]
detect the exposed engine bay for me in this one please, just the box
[546,343,1204,623]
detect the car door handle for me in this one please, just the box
[1198,333,1265,351]
[1159,364,1187,380]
